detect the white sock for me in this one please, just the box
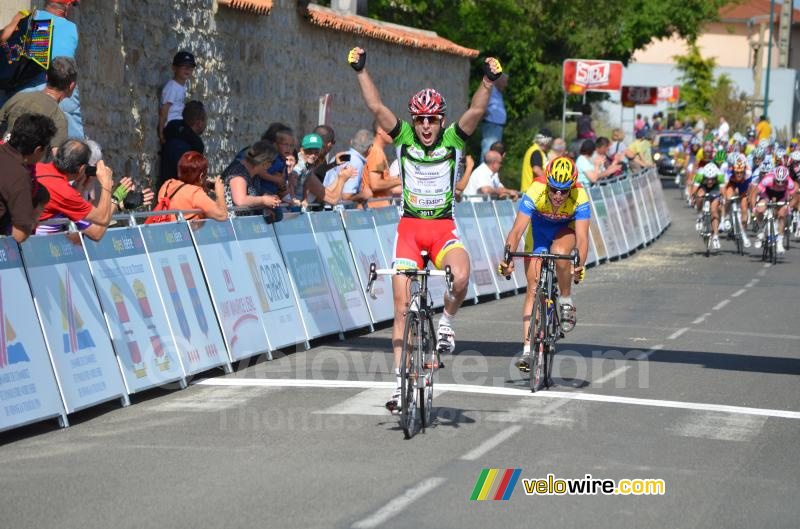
[395,368,401,389]
[523,343,531,354]
[560,296,573,307]
[439,310,454,328]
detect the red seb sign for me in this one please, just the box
[621,86,658,107]
[562,59,623,94]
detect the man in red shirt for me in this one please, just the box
[36,138,115,240]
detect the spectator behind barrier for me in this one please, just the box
[158,100,206,190]
[594,137,623,179]
[154,151,226,223]
[0,56,77,153]
[489,141,506,157]
[548,137,566,161]
[159,50,196,144]
[462,149,518,201]
[363,120,401,208]
[75,139,154,212]
[235,122,293,200]
[323,129,374,205]
[36,138,120,241]
[299,133,357,207]
[0,1,84,138]
[221,140,283,222]
[0,113,57,242]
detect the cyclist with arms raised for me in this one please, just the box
[347,46,503,410]
[497,157,589,372]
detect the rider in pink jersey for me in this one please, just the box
[754,167,797,254]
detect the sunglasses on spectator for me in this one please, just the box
[412,115,443,125]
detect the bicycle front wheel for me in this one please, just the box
[528,293,549,393]
[420,314,436,429]
[400,311,421,439]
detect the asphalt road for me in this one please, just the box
[2,183,799,529]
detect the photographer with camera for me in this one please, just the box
[150,151,227,223]
[35,138,139,241]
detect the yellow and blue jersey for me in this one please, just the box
[519,181,591,224]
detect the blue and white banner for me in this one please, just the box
[631,175,654,243]
[0,237,65,431]
[600,184,630,255]
[84,227,185,392]
[454,202,497,299]
[21,234,126,411]
[473,201,513,293]
[140,223,229,375]
[493,200,526,287]
[310,212,372,332]
[232,216,307,350]
[190,220,270,361]
[611,181,639,250]
[590,186,620,259]
[275,214,341,339]
[341,210,394,324]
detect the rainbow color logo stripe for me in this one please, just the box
[470,469,521,500]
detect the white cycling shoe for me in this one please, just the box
[437,324,455,354]
[777,236,786,255]
[385,386,402,413]
[711,236,721,251]
[742,234,752,248]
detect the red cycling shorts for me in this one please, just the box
[392,217,465,270]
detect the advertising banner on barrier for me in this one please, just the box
[473,202,513,293]
[601,185,630,254]
[454,202,498,298]
[274,214,341,339]
[232,217,307,350]
[588,214,607,262]
[621,178,647,247]
[493,200,526,287]
[140,223,229,375]
[650,171,671,226]
[589,187,620,259]
[190,220,271,360]
[371,206,446,308]
[642,173,663,233]
[310,211,372,331]
[84,228,185,392]
[21,234,126,411]
[341,210,394,324]
[611,181,640,249]
[0,238,65,431]
[585,227,598,266]
[631,176,654,242]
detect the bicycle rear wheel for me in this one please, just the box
[528,293,548,393]
[400,311,421,439]
[731,211,742,255]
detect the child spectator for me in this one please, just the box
[158,51,196,144]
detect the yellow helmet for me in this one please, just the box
[546,156,577,190]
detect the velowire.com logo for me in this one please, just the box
[469,469,522,501]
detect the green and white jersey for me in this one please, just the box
[390,120,467,219]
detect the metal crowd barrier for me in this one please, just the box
[0,168,669,432]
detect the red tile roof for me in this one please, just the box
[303,4,479,58]
[720,0,800,22]
[217,0,272,15]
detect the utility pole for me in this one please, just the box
[764,0,776,118]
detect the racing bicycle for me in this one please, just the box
[502,246,579,392]
[759,201,787,265]
[367,256,453,439]
[724,195,746,255]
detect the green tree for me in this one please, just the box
[674,42,716,119]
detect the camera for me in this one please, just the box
[123,190,144,210]
[85,165,97,177]
[337,153,351,163]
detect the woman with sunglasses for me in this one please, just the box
[347,46,503,411]
[498,156,590,372]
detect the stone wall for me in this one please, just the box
[62,0,471,184]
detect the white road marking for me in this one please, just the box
[746,279,760,288]
[668,327,689,340]
[460,425,523,461]
[668,413,767,442]
[314,388,400,416]
[692,313,712,324]
[593,365,630,385]
[689,328,800,341]
[713,299,730,311]
[763,263,771,268]
[633,344,664,360]
[731,288,747,298]
[757,269,767,277]
[196,377,800,420]
[352,477,447,529]
[490,398,572,424]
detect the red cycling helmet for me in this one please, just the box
[408,88,447,116]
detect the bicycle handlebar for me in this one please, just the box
[501,246,580,283]
[366,262,454,298]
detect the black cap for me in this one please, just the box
[172,51,196,67]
